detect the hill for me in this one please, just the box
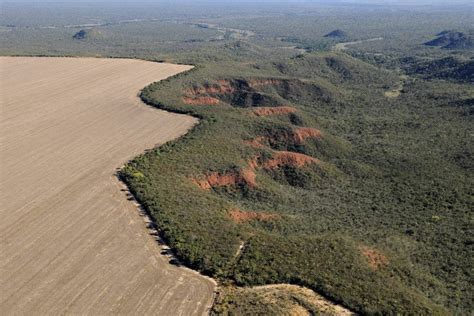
[403,56,474,83]
[324,29,348,39]
[425,30,474,49]
[121,51,473,314]
[72,28,102,40]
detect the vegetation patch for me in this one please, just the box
[122,46,473,313]
[72,28,102,40]
[424,30,473,50]
[229,208,281,223]
[402,56,473,83]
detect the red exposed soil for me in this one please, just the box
[229,208,281,223]
[244,136,267,149]
[182,96,220,105]
[194,151,318,190]
[185,79,285,97]
[193,169,257,190]
[183,80,237,105]
[241,168,257,187]
[186,80,235,96]
[292,127,323,143]
[262,151,320,170]
[252,106,297,117]
[359,246,389,270]
[247,156,260,170]
[245,127,322,150]
[217,79,236,90]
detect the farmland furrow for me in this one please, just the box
[0,57,215,315]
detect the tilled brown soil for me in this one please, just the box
[0,57,215,315]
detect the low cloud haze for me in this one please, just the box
[2,0,472,4]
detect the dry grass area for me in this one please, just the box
[384,74,407,98]
[254,285,354,316]
[228,209,281,223]
[0,57,215,315]
[215,284,354,315]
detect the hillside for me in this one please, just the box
[425,30,474,50]
[324,29,348,39]
[402,56,474,83]
[72,28,102,40]
[121,51,473,314]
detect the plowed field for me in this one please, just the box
[0,57,215,315]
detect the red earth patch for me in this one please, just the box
[292,127,322,144]
[359,246,389,270]
[193,168,257,190]
[262,151,320,170]
[252,106,297,117]
[182,96,220,105]
[185,80,235,96]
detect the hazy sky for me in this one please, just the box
[1,0,473,4]
[1,0,473,7]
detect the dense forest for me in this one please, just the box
[121,51,472,314]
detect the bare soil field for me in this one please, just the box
[0,57,215,315]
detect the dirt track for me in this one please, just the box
[333,37,384,51]
[0,57,215,315]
